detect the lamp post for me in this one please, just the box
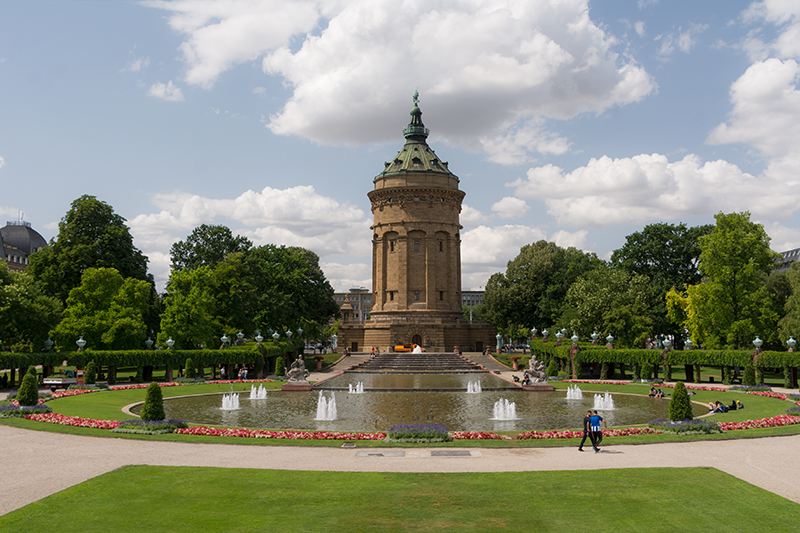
[555,331,564,346]
[236,331,244,345]
[166,337,175,350]
[787,336,797,352]
[220,334,230,349]
[76,336,87,352]
[272,332,280,342]
[605,334,614,349]
[145,337,154,350]
[753,336,764,351]
[591,331,599,345]
[571,334,579,345]
[255,330,264,344]
[542,329,549,342]
[531,327,537,338]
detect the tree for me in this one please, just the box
[483,241,601,329]
[0,263,62,351]
[28,195,150,303]
[669,382,693,421]
[777,263,800,345]
[611,222,713,341]
[53,268,150,351]
[140,382,165,421]
[666,212,779,349]
[561,265,653,347]
[170,224,252,272]
[157,267,218,350]
[84,361,97,385]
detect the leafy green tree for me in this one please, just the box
[53,268,150,350]
[17,373,39,407]
[669,382,693,421]
[140,382,165,421]
[0,263,62,351]
[666,212,779,349]
[778,263,800,344]
[561,265,653,347]
[157,267,218,350]
[611,222,712,342]
[483,241,601,329]
[28,195,150,303]
[171,224,252,272]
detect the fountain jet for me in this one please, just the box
[315,391,338,420]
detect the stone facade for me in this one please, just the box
[338,94,494,353]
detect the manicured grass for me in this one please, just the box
[4,466,799,532]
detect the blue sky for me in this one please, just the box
[2,0,799,292]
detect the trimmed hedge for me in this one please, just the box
[0,340,302,372]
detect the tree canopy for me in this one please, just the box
[170,224,252,272]
[0,263,62,351]
[28,195,149,302]
[53,267,150,351]
[666,212,780,349]
[483,241,601,329]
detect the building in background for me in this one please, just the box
[775,248,800,272]
[1,220,47,272]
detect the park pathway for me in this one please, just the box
[1,424,799,515]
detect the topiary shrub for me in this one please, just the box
[134,366,144,383]
[184,358,196,379]
[27,365,37,377]
[641,362,652,380]
[546,358,559,376]
[669,381,694,421]
[140,382,165,421]
[274,355,285,377]
[107,366,116,385]
[17,373,40,406]
[743,361,756,386]
[84,361,97,385]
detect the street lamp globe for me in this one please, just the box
[145,337,154,349]
[236,331,244,343]
[255,331,264,344]
[753,336,764,349]
[166,337,175,349]
[571,334,579,345]
[76,336,87,351]
[220,334,230,346]
[272,332,280,341]
[606,334,614,345]
[788,336,797,351]
[591,331,599,344]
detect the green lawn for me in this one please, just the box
[4,466,799,532]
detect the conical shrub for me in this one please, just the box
[669,381,694,421]
[17,373,39,406]
[184,358,196,379]
[84,361,97,385]
[140,382,165,421]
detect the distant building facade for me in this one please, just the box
[1,221,47,272]
[776,248,800,272]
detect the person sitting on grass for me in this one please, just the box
[655,389,664,398]
[710,401,727,413]
[649,387,657,397]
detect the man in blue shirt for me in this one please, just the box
[590,410,606,452]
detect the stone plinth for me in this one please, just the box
[281,382,313,391]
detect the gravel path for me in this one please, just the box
[1,424,799,516]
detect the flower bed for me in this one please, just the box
[24,412,120,429]
[450,431,502,440]
[717,414,800,431]
[745,391,789,401]
[174,426,386,440]
[562,380,632,385]
[643,382,729,393]
[51,388,100,399]
[515,427,661,440]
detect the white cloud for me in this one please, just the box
[742,1,800,60]
[320,262,371,293]
[460,204,489,227]
[124,56,150,72]
[762,221,800,253]
[656,24,708,57]
[128,185,371,289]
[253,86,266,95]
[510,152,799,227]
[635,20,646,37]
[0,155,4,170]
[147,0,654,162]
[550,229,588,249]
[491,197,529,219]
[706,58,800,158]
[145,0,323,89]
[638,0,658,9]
[148,81,185,101]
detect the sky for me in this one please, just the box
[2,0,800,293]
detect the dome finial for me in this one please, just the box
[404,90,429,140]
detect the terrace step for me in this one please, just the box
[351,352,484,372]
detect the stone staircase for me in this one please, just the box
[351,352,484,373]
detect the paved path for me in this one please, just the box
[2,424,799,516]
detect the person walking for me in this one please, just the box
[578,410,593,452]
[590,410,606,452]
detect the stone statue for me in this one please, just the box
[286,354,310,383]
[526,354,548,383]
